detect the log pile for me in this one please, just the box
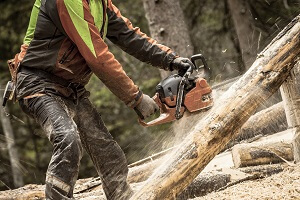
[232,128,295,168]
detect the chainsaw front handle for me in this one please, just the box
[191,54,211,81]
[138,93,185,127]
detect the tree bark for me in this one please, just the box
[227,101,287,148]
[130,15,300,199]
[127,101,287,185]
[232,128,295,168]
[0,97,24,188]
[142,0,193,79]
[176,173,231,200]
[227,0,261,69]
[127,100,287,185]
[279,61,300,162]
[239,163,284,176]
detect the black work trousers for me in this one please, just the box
[19,94,132,200]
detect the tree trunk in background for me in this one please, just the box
[0,98,24,188]
[142,0,193,79]
[130,15,300,199]
[227,0,260,69]
[280,61,300,162]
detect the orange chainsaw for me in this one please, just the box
[139,54,213,127]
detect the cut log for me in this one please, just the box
[280,61,300,162]
[176,173,231,200]
[232,128,295,168]
[239,163,285,176]
[227,101,287,148]
[130,15,300,199]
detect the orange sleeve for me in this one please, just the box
[57,0,140,106]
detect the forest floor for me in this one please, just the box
[197,165,300,200]
[0,163,299,199]
[0,88,298,199]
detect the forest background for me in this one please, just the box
[0,0,299,190]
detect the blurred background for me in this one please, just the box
[0,0,299,190]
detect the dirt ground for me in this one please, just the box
[0,164,299,200]
[195,165,300,200]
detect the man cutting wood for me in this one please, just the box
[10,0,193,199]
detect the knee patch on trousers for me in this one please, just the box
[46,173,71,195]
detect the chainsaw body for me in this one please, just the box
[139,54,213,127]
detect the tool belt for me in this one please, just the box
[3,53,83,106]
[19,66,83,104]
[19,67,82,89]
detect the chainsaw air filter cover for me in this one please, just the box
[156,74,182,107]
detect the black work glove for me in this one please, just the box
[134,94,159,120]
[171,57,194,75]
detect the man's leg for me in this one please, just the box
[19,95,82,199]
[74,97,133,200]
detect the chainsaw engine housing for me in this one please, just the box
[138,54,213,127]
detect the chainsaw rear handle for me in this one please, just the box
[191,54,211,81]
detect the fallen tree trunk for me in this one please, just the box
[280,61,300,162]
[173,77,284,146]
[130,15,300,199]
[232,128,295,168]
[239,163,285,176]
[75,101,287,194]
[176,173,231,199]
[226,101,287,148]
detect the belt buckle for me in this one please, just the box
[68,82,80,89]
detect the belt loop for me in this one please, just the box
[74,90,78,105]
[68,83,80,105]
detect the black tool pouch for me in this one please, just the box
[3,55,20,107]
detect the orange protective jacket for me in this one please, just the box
[17,0,177,106]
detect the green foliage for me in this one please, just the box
[0,0,33,80]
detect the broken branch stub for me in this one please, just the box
[130,15,300,200]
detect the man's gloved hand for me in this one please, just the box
[134,94,159,120]
[171,57,194,75]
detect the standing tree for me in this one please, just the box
[0,96,24,188]
[227,0,260,69]
[142,0,194,79]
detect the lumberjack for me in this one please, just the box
[4,0,193,199]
